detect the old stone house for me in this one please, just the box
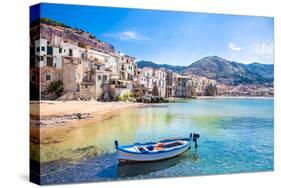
[165,70,177,98]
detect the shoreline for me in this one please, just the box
[195,96,274,99]
[166,96,273,102]
[30,96,273,128]
[30,101,145,128]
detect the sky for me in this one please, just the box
[31,3,274,65]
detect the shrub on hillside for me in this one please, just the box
[48,80,64,98]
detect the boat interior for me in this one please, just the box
[124,140,188,153]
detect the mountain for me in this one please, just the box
[31,18,115,55]
[136,56,273,86]
[136,61,187,74]
[184,56,273,86]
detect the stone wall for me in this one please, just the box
[40,66,61,91]
[62,59,83,92]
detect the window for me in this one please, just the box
[47,57,53,66]
[98,75,101,80]
[97,65,100,70]
[69,49,73,56]
[46,75,51,81]
[36,47,40,52]
[47,46,53,55]
[41,46,45,51]
[59,48,62,53]
[40,56,44,61]
[81,52,84,59]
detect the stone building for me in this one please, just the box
[30,19,223,101]
[187,75,217,96]
[153,68,167,98]
[135,67,154,91]
[81,49,113,100]
[165,70,177,98]
[118,53,136,81]
[61,43,85,93]
[175,75,193,98]
[30,20,124,100]
[33,38,64,99]
[134,67,167,97]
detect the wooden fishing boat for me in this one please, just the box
[114,133,200,163]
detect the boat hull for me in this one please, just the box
[116,144,191,162]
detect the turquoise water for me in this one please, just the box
[38,98,274,184]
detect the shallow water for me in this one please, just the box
[34,98,274,184]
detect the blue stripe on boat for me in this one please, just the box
[116,138,190,155]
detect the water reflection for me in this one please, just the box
[35,105,191,163]
[117,153,188,177]
[32,99,273,184]
[116,149,199,177]
[90,149,200,179]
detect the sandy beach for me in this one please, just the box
[30,100,145,127]
[30,96,273,128]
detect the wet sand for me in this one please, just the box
[30,101,145,141]
[30,100,144,117]
[30,101,145,126]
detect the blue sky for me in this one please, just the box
[31,3,274,65]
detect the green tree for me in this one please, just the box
[48,80,64,97]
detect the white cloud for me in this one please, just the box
[254,42,273,56]
[228,42,242,51]
[104,30,150,41]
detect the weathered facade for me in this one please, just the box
[175,76,192,98]
[153,68,167,98]
[174,75,217,98]
[165,70,177,98]
[118,53,136,81]
[30,20,137,100]
[30,19,220,101]
[134,67,167,98]
[189,75,217,96]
